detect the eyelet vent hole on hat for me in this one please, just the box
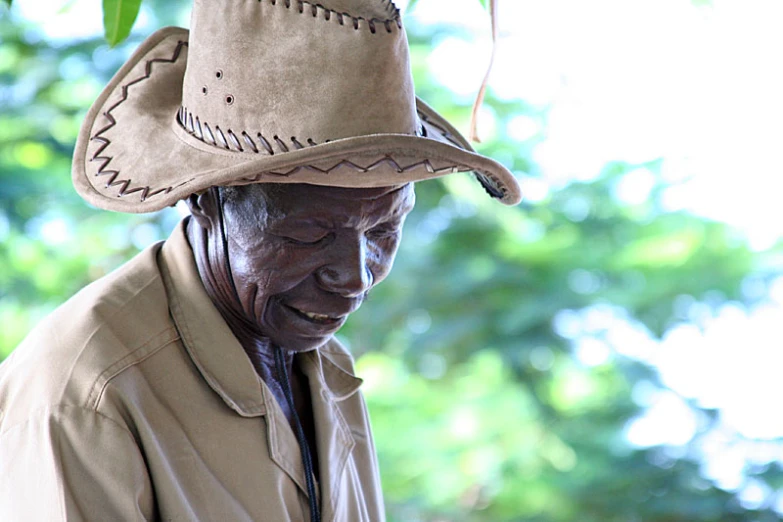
[215,69,223,79]
[201,86,207,95]
[225,95,234,105]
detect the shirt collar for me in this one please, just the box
[306,343,364,402]
[158,220,362,416]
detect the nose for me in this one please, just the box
[315,235,373,298]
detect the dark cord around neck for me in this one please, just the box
[274,345,321,522]
[216,187,243,306]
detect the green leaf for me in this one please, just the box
[102,0,142,47]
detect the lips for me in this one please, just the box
[283,303,345,326]
[301,311,333,322]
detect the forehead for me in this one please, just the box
[234,183,415,226]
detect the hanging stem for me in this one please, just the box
[468,0,498,143]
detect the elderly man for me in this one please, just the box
[0,0,520,520]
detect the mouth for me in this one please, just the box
[283,303,344,326]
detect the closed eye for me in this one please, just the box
[366,224,400,239]
[280,233,330,246]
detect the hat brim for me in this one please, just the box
[73,27,522,213]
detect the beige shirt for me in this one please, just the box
[0,222,385,521]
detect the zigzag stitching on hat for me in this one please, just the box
[237,155,472,183]
[179,107,457,156]
[89,40,189,201]
[86,35,507,202]
[178,106,321,155]
[263,0,402,34]
[179,104,505,198]
[417,110,506,198]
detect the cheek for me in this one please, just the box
[227,241,280,296]
[368,237,402,283]
[229,241,315,296]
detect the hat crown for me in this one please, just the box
[180,0,418,151]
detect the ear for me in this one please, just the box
[185,188,220,230]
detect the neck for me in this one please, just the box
[184,216,294,378]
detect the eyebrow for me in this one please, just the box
[270,218,332,230]
[272,214,407,233]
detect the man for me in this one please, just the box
[0,0,520,520]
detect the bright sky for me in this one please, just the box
[15,0,783,508]
[414,0,783,250]
[414,0,783,507]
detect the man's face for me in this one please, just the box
[220,183,415,352]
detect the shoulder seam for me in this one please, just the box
[0,403,138,445]
[85,326,180,410]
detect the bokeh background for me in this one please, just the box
[3,0,783,520]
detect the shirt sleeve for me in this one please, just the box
[0,404,155,521]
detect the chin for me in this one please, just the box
[266,330,333,353]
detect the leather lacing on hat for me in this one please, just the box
[77,0,520,213]
[264,0,401,33]
[89,33,506,203]
[176,106,433,155]
[89,40,191,202]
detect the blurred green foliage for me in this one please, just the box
[102,0,143,46]
[1,1,781,521]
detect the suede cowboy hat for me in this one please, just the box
[72,0,522,213]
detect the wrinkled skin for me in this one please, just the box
[185,182,415,474]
